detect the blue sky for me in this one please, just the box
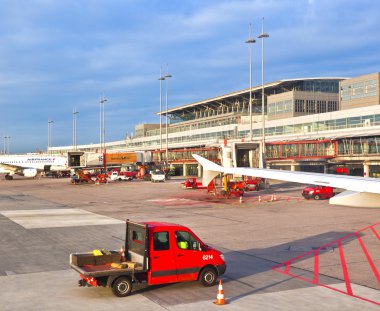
[0,0,379,153]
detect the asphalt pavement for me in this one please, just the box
[0,176,379,310]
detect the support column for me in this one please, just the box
[183,163,187,177]
[290,163,296,172]
[363,163,370,177]
[198,163,202,178]
[324,165,328,174]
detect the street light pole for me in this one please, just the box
[158,68,165,163]
[73,109,79,151]
[48,119,53,154]
[99,96,107,149]
[164,65,172,167]
[258,17,269,168]
[245,23,256,141]
[3,136,10,154]
[7,136,10,154]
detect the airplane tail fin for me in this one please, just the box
[192,154,224,186]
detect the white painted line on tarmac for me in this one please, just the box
[0,209,123,229]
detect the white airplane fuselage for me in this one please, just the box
[0,155,68,178]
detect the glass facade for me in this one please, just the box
[152,148,219,163]
[300,80,339,93]
[268,99,292,116]
[266,141,335,159]
[337,137,380,156]
[294,99,338,113]
[341,79,378,101]
[236,113,380,140]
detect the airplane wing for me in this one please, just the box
[0,163,22,174]
[0,163,38,178]
[192,154,380,208]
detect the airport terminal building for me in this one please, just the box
[51,72,380,177]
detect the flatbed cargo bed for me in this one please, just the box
[70,263,145,278]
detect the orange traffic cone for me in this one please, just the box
[273,195,277,201]
[258,196,261,202]
[213,280,226,305]
[239,196,243,203]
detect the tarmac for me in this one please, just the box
[0,176,379,310]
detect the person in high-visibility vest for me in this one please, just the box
[177,241,189,249]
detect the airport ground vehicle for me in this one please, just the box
[182,178,207,189]
[70,221,226,297]
[302,185,335,200]
[119,171,138,179]
[207,178,245,197]
[244,177,265,191]
[151,170,166,182]
[109,171,132,182]
[71,170,94,184]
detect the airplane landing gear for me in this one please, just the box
[5,175,13,180]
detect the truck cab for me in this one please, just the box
[302,185,334,200]
[146,222,225,285]
[70,221,226,297]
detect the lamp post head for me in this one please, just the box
[158,76,165,81]
[245,38,256,44]
[164,73,172,79]
[258,33,269,39]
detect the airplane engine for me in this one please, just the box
[23,168,38,177]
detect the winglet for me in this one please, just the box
[192,154,223,186]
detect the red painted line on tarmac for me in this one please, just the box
[313,250,319,284]
[272,222,380,306]
[338,240,353,296]
[371,225,380,241]
[273,268,380,306]
[285,263,291,274]
[318,284,380,306]
[356,232,380,284]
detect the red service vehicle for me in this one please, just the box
[70,220,226,297]
[182,178,207,189]
[302,185,335,200]
[119,171,138,179]
[108,169,138,180]
[244,177,265,191]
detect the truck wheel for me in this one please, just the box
[112,277,132,297]
[199,267,217,287]
[314,194,320,200]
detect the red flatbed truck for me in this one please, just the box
[70,220,226,297]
